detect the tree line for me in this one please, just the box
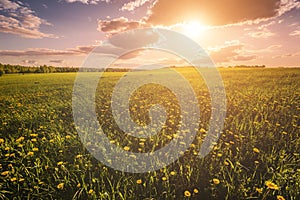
[0,63,133,76]
[0,63,79,76]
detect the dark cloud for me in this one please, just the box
[49,59,64,64]
[98,17,144,35]
[146,0,299,26]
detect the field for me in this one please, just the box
[0,68,299,199]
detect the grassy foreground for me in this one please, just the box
[0,68,299,199]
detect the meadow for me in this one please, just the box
[0,68,299,199]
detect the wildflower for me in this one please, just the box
[57,183,64,189]
[15,136,24,143]
[27,152,34,156]
[30,134,38,137]
[224,161,229,166]
[199,128,206,133]
[10,177,17,182]
[277,195,285,200]
[253,148,260,153]
[256,188,263,194]
[123,146,130,151]
[57,161,64,166]
[213,178,220,185]
[254,161,259,164]
[193,188,199,194]
[281,131,287,135]
[184,190,191,197]
[88,189,94,194]
[65,135,71,139]
[136,179,142,184]
[77,183,81,188]
[162,177,167,181]
[0,138,5,143]
[265,181,279,190]
[5,153,10,157]
[1,171,9,176]
[76,154,83,159]
[31,138,37,142]
[32,147,38,151]
[217,153,222,157]
[170,171,176,176]
[19,178,25,182]
[4,147,10,151]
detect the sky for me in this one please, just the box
[0,0,299,67]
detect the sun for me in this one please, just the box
[181,21,208,38]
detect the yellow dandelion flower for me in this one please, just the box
[217,153,222,157]
[277,195,285,200]
[15,136,24,143]
[224,161,229,166]
[76,154,83,159]
[27,151,34,156]
[265,181,279,190]
[254,160,259,164]
[213,178,220,185]
[123,146,130,151]
[170,171,176,176]
[256,188,263,194]
[1,171,9,176]
[4,147,10,151]
[199,128,206,133]
[32,147,39,151]
[65,135,71,139]
[0,138,4,144]
[184,190,191,197]
[88,189,94,194]
[30,134,38,137]
[162,176,167,181]
[57,161,64,166]
[10,177,17,182]
[253,148,260,153]
[136,179,142,184]
[77,183,81,188]
[57,183,64,189]
[193,188,199,193]
[5,153,10,157]
[31,138,37,142]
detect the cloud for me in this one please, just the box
[22,59,38,65]
[120,0,153,11]
[273,52,300,58]
[0,0,56,38]
[0,0,19,10]
[98,17,145,35]
[49,59,64,64]
[289,29,300,37]
[248,28,275,38]
[0,48,75,56]
[209,41,256,63]
[64,0,110,4]
[146,0,300,26]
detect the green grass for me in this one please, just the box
[0,68,299,199]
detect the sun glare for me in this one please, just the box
[181,21,207,38]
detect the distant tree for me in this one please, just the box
[0,70,3,76]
